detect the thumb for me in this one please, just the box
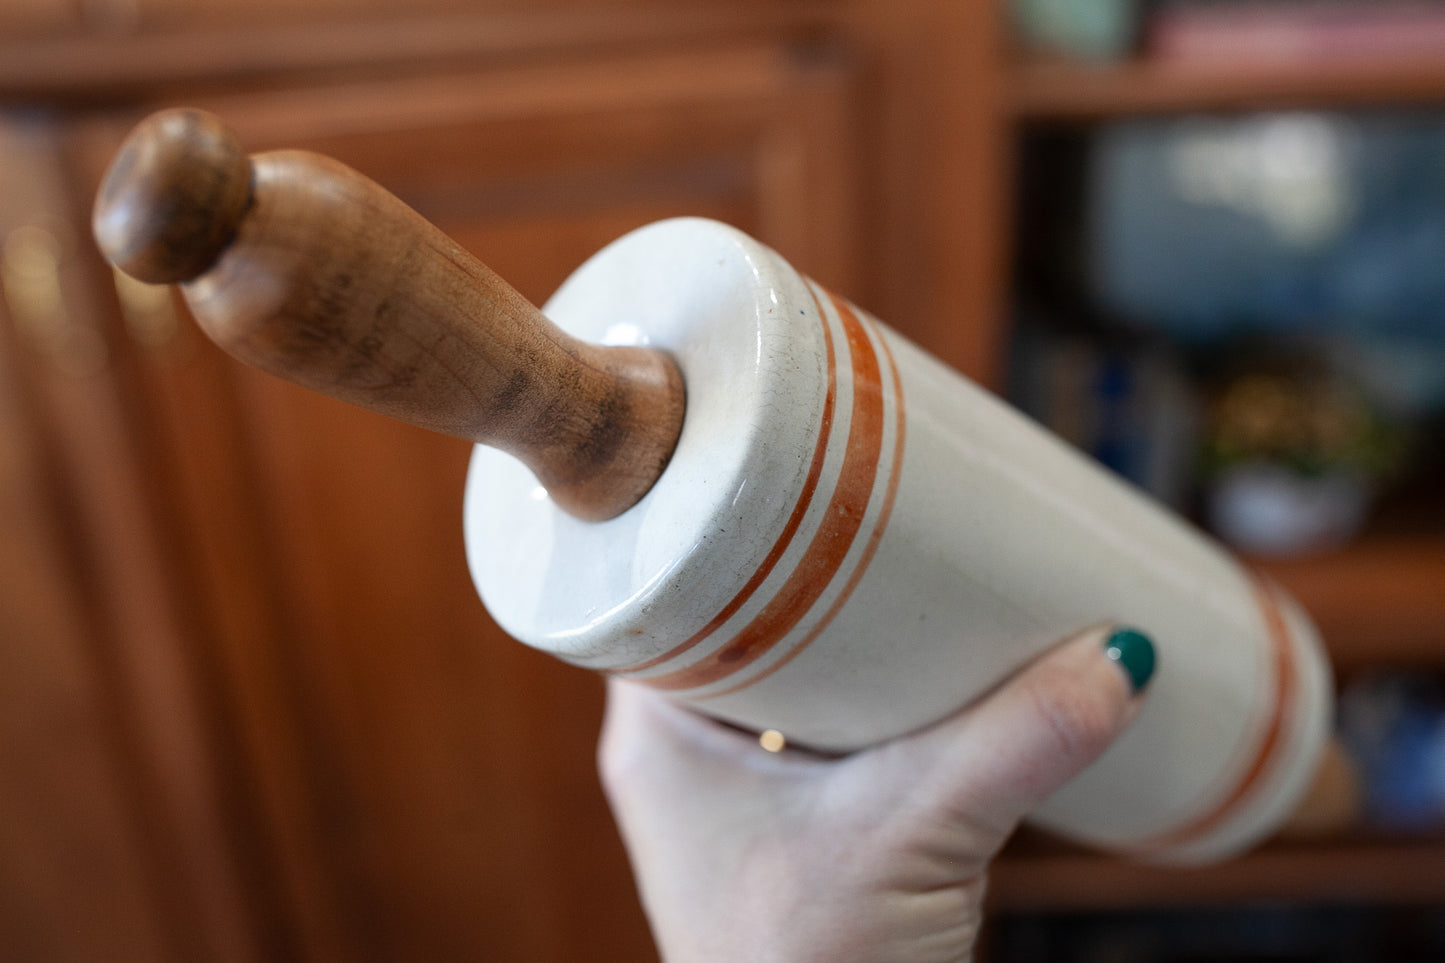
[891,624,1155,840]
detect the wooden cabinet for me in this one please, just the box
[0,215,183,960]
[2,116,269,961]
[2,17,891,959]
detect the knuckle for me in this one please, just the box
[595,718,638,797]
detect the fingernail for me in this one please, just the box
[1103,627,1156,694]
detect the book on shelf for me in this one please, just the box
[1009,0,1142,62]
[1149,1,1445,63]
[1007,320,1200,510]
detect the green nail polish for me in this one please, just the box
[1104,627,1156,694]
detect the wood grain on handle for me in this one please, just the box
[93,108,685,522]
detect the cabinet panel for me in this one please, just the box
[0,2,838,102]
[125,0,826,33]
[2,117,261,962]
[66,44,859,960]
[0,0,77,37]
[0,258,173,963]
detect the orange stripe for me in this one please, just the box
[702,297,907,699]
[640,289,886,692]
[624,287,839,674]
[1132,579,1300,854]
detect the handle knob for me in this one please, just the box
[94,109,684,521]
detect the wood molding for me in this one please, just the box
[0,3,839,101]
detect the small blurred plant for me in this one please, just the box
[1200,352,1409,554]
[1203,370,1400,479]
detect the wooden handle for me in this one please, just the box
[93,108,684,522]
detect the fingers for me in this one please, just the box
[603,623,1155,850]
[888,624,1155,839]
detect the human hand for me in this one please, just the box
[598,625,1155,963]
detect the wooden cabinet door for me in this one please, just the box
[61,43,859,961]
[2,116,263,963]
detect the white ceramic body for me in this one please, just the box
[464,218,1332,864]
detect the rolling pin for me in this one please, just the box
[95,108,1340,863]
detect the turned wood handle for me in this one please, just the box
[93,108,684,522]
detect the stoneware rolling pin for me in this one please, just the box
[95,108,1335,864]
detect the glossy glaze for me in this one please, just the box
[464,218,1331,864]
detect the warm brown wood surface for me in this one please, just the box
[95,108,685,521]
[1,114,260,963]
[991,831,1445,911]
[0,5,837,100]
[1257,538,1445,671]
[0,175,179,963]
[93,109,254,285]
[1012,53,1445,120]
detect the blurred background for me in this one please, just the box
[1,0,1442,960]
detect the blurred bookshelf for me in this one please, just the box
[1256,536,1445,671]
[1011,54,1445,120]
[1010,0,1445,117]
[991,829,1445,910]
[994,0,1445,940]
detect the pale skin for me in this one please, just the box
[599,625,1147,963]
